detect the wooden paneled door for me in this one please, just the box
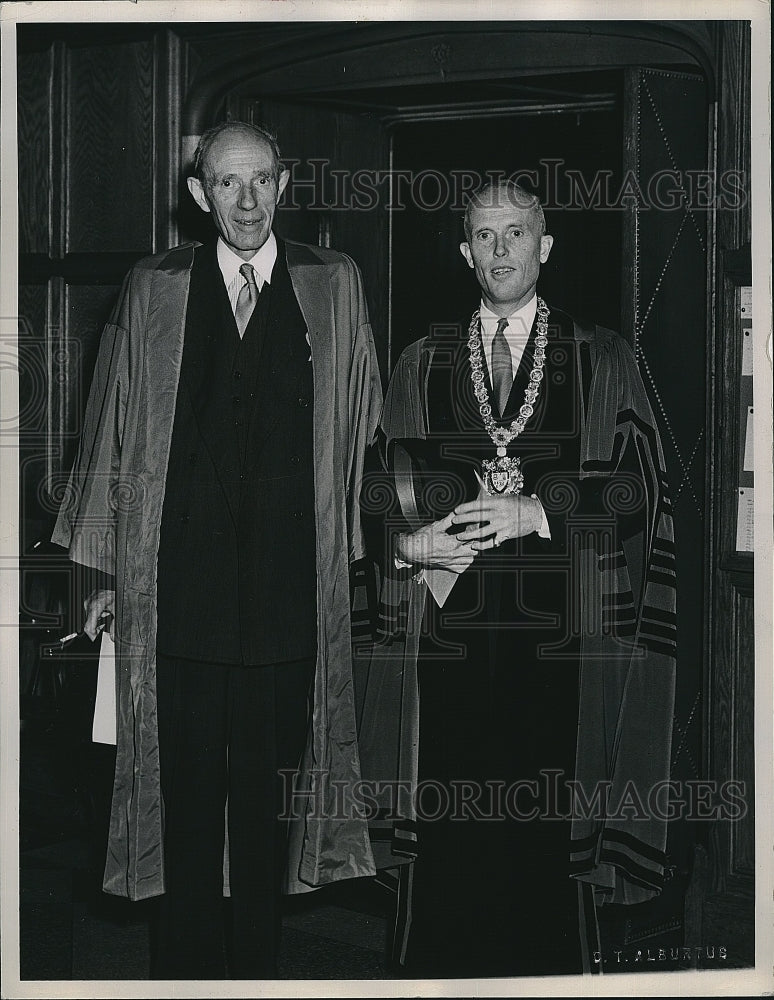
[17,26,183,556]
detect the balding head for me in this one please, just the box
[460,180,553,316]
[463,180,547,242]
[186,120,290,260]
[192,121,283,188]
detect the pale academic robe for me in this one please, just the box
[52,239,383,900]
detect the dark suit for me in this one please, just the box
[152,240,317,978]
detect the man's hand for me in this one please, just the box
[395,513,477,575]
[83,588,115,641]
[450,486,543,551]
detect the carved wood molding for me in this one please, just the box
[177,21,716,136]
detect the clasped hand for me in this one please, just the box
[395,484,543,575]
[83,588,115,641]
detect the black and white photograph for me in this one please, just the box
[1,2,771,997]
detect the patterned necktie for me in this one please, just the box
[235,263,259,337]
[490,317,513,415]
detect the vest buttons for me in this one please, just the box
[233,370,242,379]
[234,418,244,427]
[290,455,300,465]
[293,511,304,519]
[298,397,309,407]
[233,396,241,405]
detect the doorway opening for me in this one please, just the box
[390,100,623,364]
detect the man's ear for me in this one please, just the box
[539,235,554,264]
[460,242,474,269]
[187,176,211,214]
[277,168,290,202]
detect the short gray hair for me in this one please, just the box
[192,120,282,186]
[463,180,546,240]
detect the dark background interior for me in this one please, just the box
[391,103,623,360]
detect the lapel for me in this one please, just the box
[286,246,332,351]
[286,241,334,442]
[450,329,485,436]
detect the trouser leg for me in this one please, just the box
[226,656,314,979]
[152,653,230,980]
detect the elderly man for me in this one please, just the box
[359,180,677,977]
[52,121,382,979]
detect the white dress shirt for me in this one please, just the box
[217,233,278,319]
[479,295,538,383]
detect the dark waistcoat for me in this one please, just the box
[156,240,317,665]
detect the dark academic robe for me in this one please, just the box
[358,303,677,977]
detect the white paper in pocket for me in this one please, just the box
[92,631,117,745]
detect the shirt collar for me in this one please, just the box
[216,232,278,289]
[479,294,538,343]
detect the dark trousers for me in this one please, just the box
[402,567,583,978]
[151,652,314,980]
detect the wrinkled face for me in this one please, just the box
[187,129,290,260]
[460,202,553,315]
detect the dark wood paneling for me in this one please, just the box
[17,48,52,254]
[19,285,52,549]
[701,887,754,968]
[205,25,714,107]
[732,586,755,877]
[716,22,751,252]
[66,40,156,253]
[626,70,708,877]
[18,284,49,437]
[328,110,389,375]
[702,19,753,961]
[17,27,185,554]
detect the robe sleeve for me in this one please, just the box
[367,341,432,636]
[571,328,678,906]
[343,256,384,565]
[51,281,131,575]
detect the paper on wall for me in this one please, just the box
[741,328,753,376]
[735,487,754,553]
[743,406,754,472]
[741,286,753,376]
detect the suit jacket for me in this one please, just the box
[52,238,383,899]
[156,240,318,664]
